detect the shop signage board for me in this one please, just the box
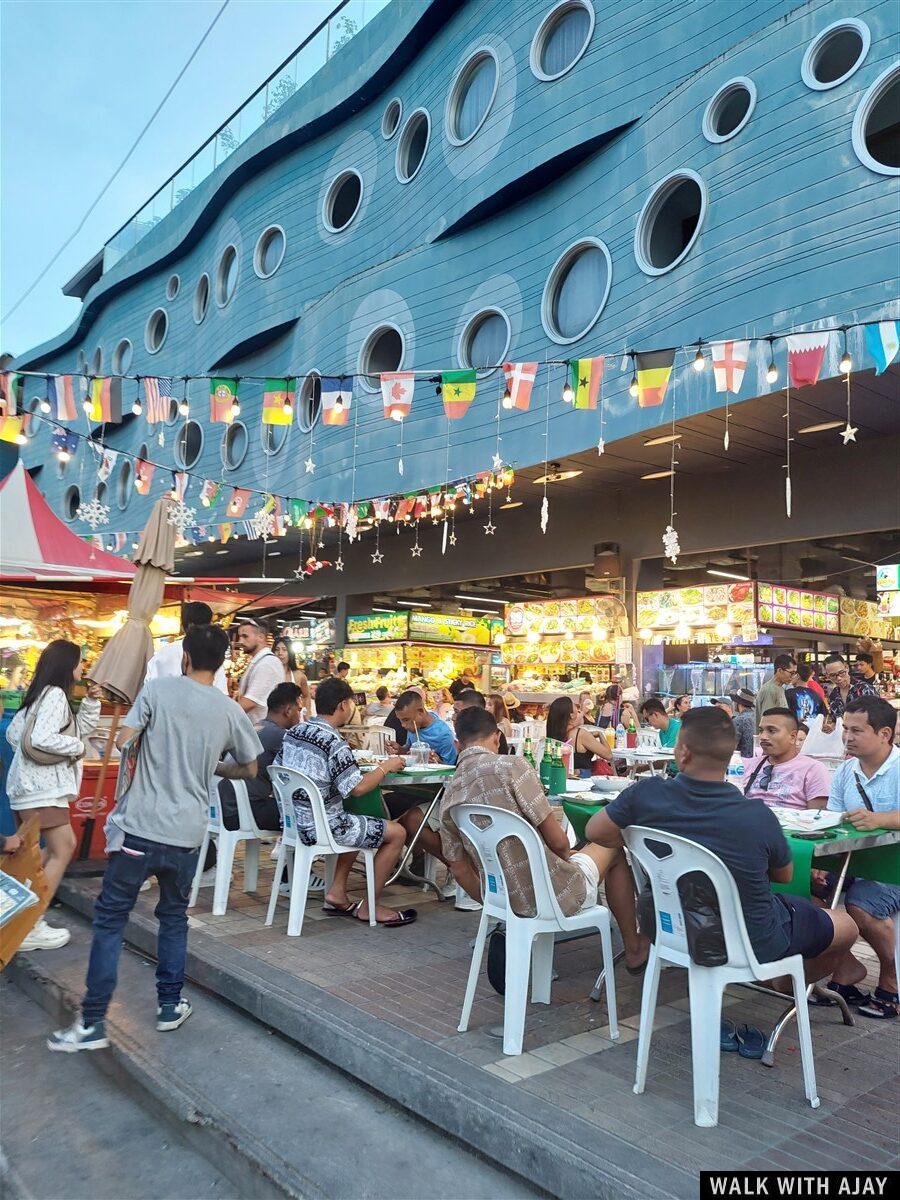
[345,612,409,643]
[756,583,839,634]
[408,610,500,646]
[309,618,336,646]
[839,596,898,640]
[505,596,627,638]
[636,583,756,636]
[876,564,900,592]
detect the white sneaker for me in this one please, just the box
[48,1019,109,1053]
[20,918,71,951]
[440,877,458,900]
[454,886,482,912]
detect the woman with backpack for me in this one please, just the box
[6,640,102,949]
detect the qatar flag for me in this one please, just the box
[787,332,831,388]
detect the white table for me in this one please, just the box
[615,748,676,778]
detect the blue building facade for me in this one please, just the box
[12,0,900,539]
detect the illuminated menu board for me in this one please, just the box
[756,583,839,633]
[345,613,409,643]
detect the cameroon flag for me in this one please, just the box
[262,378,294,425]
[568,357,604,409]
[441,369,476,420]
[635,350,675,408]
[210,378,238,424]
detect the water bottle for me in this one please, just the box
[726,753,745,788]
[615,722,626,750]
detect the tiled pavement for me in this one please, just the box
[133,850,899,1180]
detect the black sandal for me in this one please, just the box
[857,988,899,1019]
[322,900,362,918]
[828,981,872,1007]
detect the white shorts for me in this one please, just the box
[570,851,601,912]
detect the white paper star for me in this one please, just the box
[411,542,422,557]
[76,497,110,530]
[491,452,503,472]
[166,500,196,534]
[304,456,315,474]
[334,557,344,572]
[448,532,457,546]
[841,423,858,444]
[293,564,307,579]
[371,549,384,564]
[483,520,496,535]
[596,437,605,456]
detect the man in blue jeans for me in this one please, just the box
[49,624,261,1052]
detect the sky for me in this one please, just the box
[1,0,337,357]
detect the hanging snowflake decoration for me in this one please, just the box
[76,497,110,530]
[662,524,681,564]
[249,505,277,541]
[540,494,549,534]
[346,507,358,543]
[166,499,196,535]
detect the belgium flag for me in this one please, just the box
[635,349,675,408]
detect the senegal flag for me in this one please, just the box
[262,378,294,425]
[568,357,604,409]
[441,369,476,420]
[209,378,238,424]
[635,350,675,408]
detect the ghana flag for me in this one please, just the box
[262,378,294,425]
[635,349,675,408]
[441,369,476,419]
[568,356,604,409]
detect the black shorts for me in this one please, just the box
[774,894,835,960]
[383,788,431,819]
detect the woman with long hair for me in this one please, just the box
[6,640,102,949]
[272,636,311,714]
[546,695,613,777]
[486,693,512,740]
[596,683,622,729]
[673,693,692,717]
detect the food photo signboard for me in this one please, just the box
[505,596,627,638]
[755,583,839,634]
[636,583,756,635]
[839,596,898,640]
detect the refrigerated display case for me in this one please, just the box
[657,659,772,699]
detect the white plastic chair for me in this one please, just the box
[506,726,524,756]
[266,765,377,935]
[454,802,618,1056]
[364,725,393,755]
[624,825,819,1127]
[189,780,280,917]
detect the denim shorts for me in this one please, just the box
[773,894,835,960]
[826,873,900,920]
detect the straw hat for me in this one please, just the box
[502,692,521,710]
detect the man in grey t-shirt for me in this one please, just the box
[49,625,261,1055]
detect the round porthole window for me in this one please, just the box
[90,346,103,375]
[324,172,363,232]
[702,77,756,143]
[358,325,404,390]
[634,171,707,276]
[542,238,612,343]
[297,373,322,432]
[459,309,510,370]
[530,0,595,82]
[63,485,81,521]
[262,416,290,455]
[254,226,286,277]
[166,274,180,300]
[94,481,108,506]
[802,19,870,90]
[116,458,133,509]
[852,64,900,176]
[447,50,499,145]
[24,397,42,442]
[174,420,204,469]
[112,338,133,374]
[396,109,430,182]
[145,308,168,354]
[77,350,87,375]
[221,421,248,469]
[382,97,402,139]
[164,396,180,426]
[194,273,210,324]
[216,244,239,307]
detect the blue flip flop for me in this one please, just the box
[736,1023,766,1059]
[720,1018,739,1052]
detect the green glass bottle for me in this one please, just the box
[523,736,535,768]
[539,739,553,789]
[549,741,567,797]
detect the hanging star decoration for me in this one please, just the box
[304,456,315,474]
[448,531,457,546]
[371,549,384,564]
[76,497,110,530]
[483,520,496,535]
[294,556,330,579]
[411,543,422,557]
[662,524,681,564]
[346,507,358,543]
[841,423,858,444]
[249,505,277,541]
[166,499,196,534]
[540,494,549,534]
[334,557,344,572]
[491,452,503,472]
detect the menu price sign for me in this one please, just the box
[839,597,897,640]
[505,596,626,638]
[408,611,500,646]
[756,583,839,633]
[636,583,756,633]
[345,612,409,644]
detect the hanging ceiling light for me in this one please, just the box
[132,397,143,416]
[39,397,52,414]
[839,327,852,375]
[562,379,574,404]
[693,341,706,372]
[178,397,190,416]
[766,338,778,384]
[501,383,513,409]
[231,399,241,418]
[629,353,639,398]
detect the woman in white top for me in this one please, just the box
[272,637,312,715]
[7,640,102,949]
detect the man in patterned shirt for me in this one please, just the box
[823,653,879,726]
[276,676,415,927]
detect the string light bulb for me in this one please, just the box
[82,397,93,415]
[562,380,574,404]
[56,448,71,463]
[332,395,344,415]
[39,398,52,414]
[629,354,639,398]
[132,397,143,416]
[390,406,404,422]
[178,398,190,416]
[501,384,513,409]
[766,339,778,384]
[839,328,852,375]
[14,431,27,446]
[231,399,241,418]
[693,342,706,372]
[282,397,293,416]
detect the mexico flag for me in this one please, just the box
[381,372,414,421]
[321,376,352,426]
[568,357,604,409]
[787,332,831,388]
[441,369,476,419]
[210,378,238,424]
[262,378,294,425]
[635,349,675,408]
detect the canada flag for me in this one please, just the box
[380,371,414,421]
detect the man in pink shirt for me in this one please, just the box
[743,708,831,810]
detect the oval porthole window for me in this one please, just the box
[542,238,612,343]
[112,338,133,374]
[63,485,81,521]
[90,346,103,375]
[297,372,322,433]
[459,309,510,370]
[702,77,756,143]
[216,244,239,307]
[382,97,402,139]
[145,308,168,354]
[802,19,870,91]
[24,397,42,442]
[358,325,404,390]
[116,458,133,509]
[852,64,900,176]
[530,0,595,82]
[634,171,707,276]
[164,395,180,426]
[95,481,108,507]
[77,349,87,375]
[166,274,180,300]
[262,415,290,455]
[221,421,248,469]
[254,226,286,277]
[324,172,363,232]
[174,420,204,469]
[447,50,499,145]
[194,273,210,323]
[396,109,430,182]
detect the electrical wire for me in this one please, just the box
[1,0,231,325]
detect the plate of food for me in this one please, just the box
[590,777,632,794]
[402,762,454,774]
[769,808,842,832]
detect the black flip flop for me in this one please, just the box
[356,907,418,927]
[322,900,362,918]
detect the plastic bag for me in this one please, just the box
[678,870,727,967]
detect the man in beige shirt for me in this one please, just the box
[753,654,796,732]
[439,707,648,969]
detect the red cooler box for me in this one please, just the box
[70,763,119,859]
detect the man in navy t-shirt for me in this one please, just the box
[586,707,857,979]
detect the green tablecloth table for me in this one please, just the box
[560,797,609,843]
[772,825,899,898]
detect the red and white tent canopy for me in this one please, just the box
[0,461,135,582]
